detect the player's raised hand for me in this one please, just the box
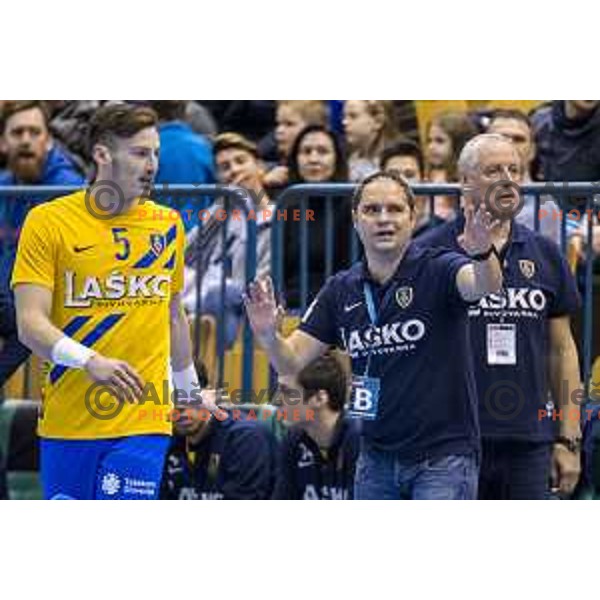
[459,204,501,256]
[85,354,145,404]
[243,275,279,345]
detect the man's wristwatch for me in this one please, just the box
[554,436,582,453]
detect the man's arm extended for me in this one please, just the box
[14,283,144,401]
[456,253,503,302]
[548,315,582,495]
[244,276,327,376]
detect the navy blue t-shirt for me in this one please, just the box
[299,242,479,459]
[160,417,277,500]
[417,216,580,441]
[273,416,360,500]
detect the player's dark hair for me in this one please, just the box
[351,169,416,212]
[0,101,50,134]
[148,101,187,122]
[380,137,424,177]
[489,108,531,130]
[297,351,349,413]
[87,103,158,154]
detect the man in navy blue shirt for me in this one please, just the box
[418,133,582,499]
[160,402,277,500]
[245,170,503,500]
[0,101,85,386]
[273,352,360,500]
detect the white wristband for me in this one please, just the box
[172,364,200,401]
[51,336,96,369]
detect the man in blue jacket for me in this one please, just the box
[0,101,85,386]
[151,101,215,231]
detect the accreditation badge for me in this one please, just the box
[347,375,381,420]
[486,323,517,365]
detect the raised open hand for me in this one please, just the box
[459,204,501,256]
[243,276,279,344]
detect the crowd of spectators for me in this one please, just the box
[1,99,599,350]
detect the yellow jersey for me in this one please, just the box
[11,189,185,440]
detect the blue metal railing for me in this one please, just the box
[0,182,598,400]
[273,182,599,395]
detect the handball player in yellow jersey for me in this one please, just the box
[11,104,212,499]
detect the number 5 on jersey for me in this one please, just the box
[112,227,130,261]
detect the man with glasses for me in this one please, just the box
[418,133,582,499]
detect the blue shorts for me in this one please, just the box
[40,435,170,500]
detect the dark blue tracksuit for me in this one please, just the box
[160,417,277,500]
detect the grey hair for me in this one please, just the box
[457,133,514,177]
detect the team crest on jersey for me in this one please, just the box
[395,286,413,309]
[519,259,535,279]
[150,233,166,257]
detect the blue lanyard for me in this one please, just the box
[362,280,397,377]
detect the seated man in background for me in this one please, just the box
[160,361,277,500]
[273,352,359,500]
[380,138,444,238]
[183,132,273,348]
[0,100,85,386]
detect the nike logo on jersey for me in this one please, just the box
[344,301,363,313]
[73,245,96,253]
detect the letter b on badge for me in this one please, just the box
[348,376,380,420]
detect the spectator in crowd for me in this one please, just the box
[160,362,277,500]
[531,100,600,264]
[418,133,582,499]
[487,109,564,244]
[532,101,600,182]
[282,124,352,309]
[150,100,215,231]
[425,111,478,220]
[204,101,276,143]
[343,100,399,181]
[0,100,85,386]
[261,101,330,189]
[381,138,444,238]
[183,132,273,348]
[273,352,360,500]
[184,101,217,137]
[46,100,102,173]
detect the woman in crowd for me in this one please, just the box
[343,100,399,181]
[279,124,352,309]
[261,101,330,189]
[425,110,478,219]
